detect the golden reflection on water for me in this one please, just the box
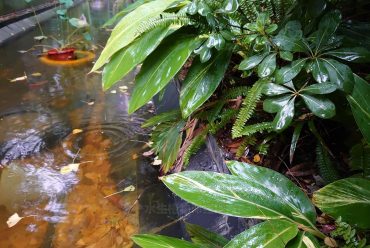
[0,93,139,247]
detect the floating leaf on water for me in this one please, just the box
[132,153,139,160]
[103,185,136,198]
[33,35,48,41]
[123,185,135,191]
[31,72,42,77]
[152,157,162,165]
[7,213,23,228]
[10,75,27,82]
[142,150,154,157]
[60,163,80,174]
[72,129,83,134]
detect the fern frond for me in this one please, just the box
[136,13,193,36]
[232,81,264,138]
[222,86,250,100]
[142,110,181,128]
[316,143,340,184]
[210,108,238,134]
[183,132,207,166]
[241,122,273,136]
[256,142,270,155]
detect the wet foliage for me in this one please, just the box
[94,0,370,246]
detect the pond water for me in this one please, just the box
[0,1,180,247]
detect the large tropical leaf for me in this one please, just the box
[132,234,201,248]
[180,46,233,118]
[91,0,177,71]
[263,95,292,113]
[161,163,317,228]
[311,58,330,84]
[185,223,229,248]
[286,232,320,248]
[128,34,201,114]
[301,82,337,95]
[313,178,370,229]
[275,59,308,84]
[262,83,292,96]
[102,26,171,90]
[325,47,370,63]
[321,58,354,93]
[273,97,296,131]
[301,94,336,119]
[258,53,277,78]
[239,53,268,71]
[314,10,341,51]
[347,75,370,143]
[227,161,317,228]
[224,220,298,248]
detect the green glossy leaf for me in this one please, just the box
[273,36,308,52]
[129,35,200,114]
[185,223,229,248]
[321,58,354,93]
[238,53,268,71]
[224,220,298,248]
[132,234,201,248]
[280,51,293,61]
[180,46,232,118]
[194,44,212,63]
[287,232,320,248]
[350,143,370,178]
[347,74,370,143]
[162,162,316,228]
[313,178,370,229]
[290,122,303,164]
[217,0,239,13]
[263,95,292,113]
[278,21,303,40]
[301,94,335,119]
[311,58,330,84]
[258,54,277,78]
[227,161,317,227]
[273,97,295,131]
[102,26,171,90]
[275,59,307,84]
[91,0,177,71]
[206,34,225,50]
[325,47,370,63]
[262,83,292,96]
[315,10,341,51]
[301,82,337,95]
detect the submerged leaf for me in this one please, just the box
[7,213,23,228]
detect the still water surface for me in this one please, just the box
[0,1,172,247]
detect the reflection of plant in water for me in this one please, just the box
[26,0,92,51]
